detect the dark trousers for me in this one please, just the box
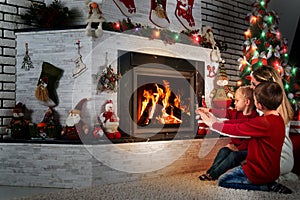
[207,147,247,179]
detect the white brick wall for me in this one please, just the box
[15,29,217,125]
[0,0,253,132]
[0,138,230,188]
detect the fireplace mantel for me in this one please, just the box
[15,29,220,139]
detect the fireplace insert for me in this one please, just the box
[117,51,205,141]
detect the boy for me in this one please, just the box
[199,82,292,194]
[197,86,258,181]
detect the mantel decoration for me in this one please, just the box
[101,18,228,52]
[21,0,73,28]
[95,65,121,94]
[21,42,34,70]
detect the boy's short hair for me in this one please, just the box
[236,86,255,109]
[254,82,283,110]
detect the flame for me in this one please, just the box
[138,80,185,125]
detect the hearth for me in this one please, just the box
[117,51,205,140]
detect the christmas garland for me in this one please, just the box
[102,18,228,52]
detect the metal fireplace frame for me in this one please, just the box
[117,50,205,140]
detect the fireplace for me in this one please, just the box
[117,51,205,141]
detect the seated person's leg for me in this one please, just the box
[209,150,247,179]
[199,147,231,181]
[218,166,269,192]
[207,147,231,174]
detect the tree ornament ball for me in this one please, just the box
[288,93,294,100]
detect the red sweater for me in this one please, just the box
[212,109,258,150]
[212,114,285,184]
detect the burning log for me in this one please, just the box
[165,104,181,120]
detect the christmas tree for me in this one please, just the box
[238,0,299,105]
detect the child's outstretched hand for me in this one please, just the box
[195,107,210,115]
[199,111,217,127]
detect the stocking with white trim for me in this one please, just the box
[175,0,195,30]
[113,0,136,17]
[149,0,170,28]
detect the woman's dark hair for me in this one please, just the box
[254,82,283,111]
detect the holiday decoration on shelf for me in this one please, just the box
[21,43,34,71]
[210,61,233,110]
[99,100,121,140]
[95,64,121,94]
[149,0,170,28]
[175,0,195,30]
[6,102,31,140]
[202,26,216,48]
[206,65,217,78]
[35,62,64,107]
[85,1,105,37]
[100,18,227,51]
[72,40,87,78]
[21,0,72,28]
[238,0,298,105]
[61,98,91,140]
[93,119,104,139]
[37,107,61,139]
[113,0,136,17]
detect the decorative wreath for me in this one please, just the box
[96,65,121,93]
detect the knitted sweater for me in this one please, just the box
[212,114,285,184]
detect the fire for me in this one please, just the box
[138,80,184,125]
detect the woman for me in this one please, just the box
[251,66,297,180]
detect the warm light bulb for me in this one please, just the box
[154,30,160,38]
[251,46,257,52]
[244,29,251,38]
[237,80,242,87]
[251,16,257,24]
[115,22,120,29]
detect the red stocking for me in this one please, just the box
[113,0,136,17]
[175,0,195,30]
[149,0,170,28]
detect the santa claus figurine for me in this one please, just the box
[99,100,121,139]
[61,98,90,140]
